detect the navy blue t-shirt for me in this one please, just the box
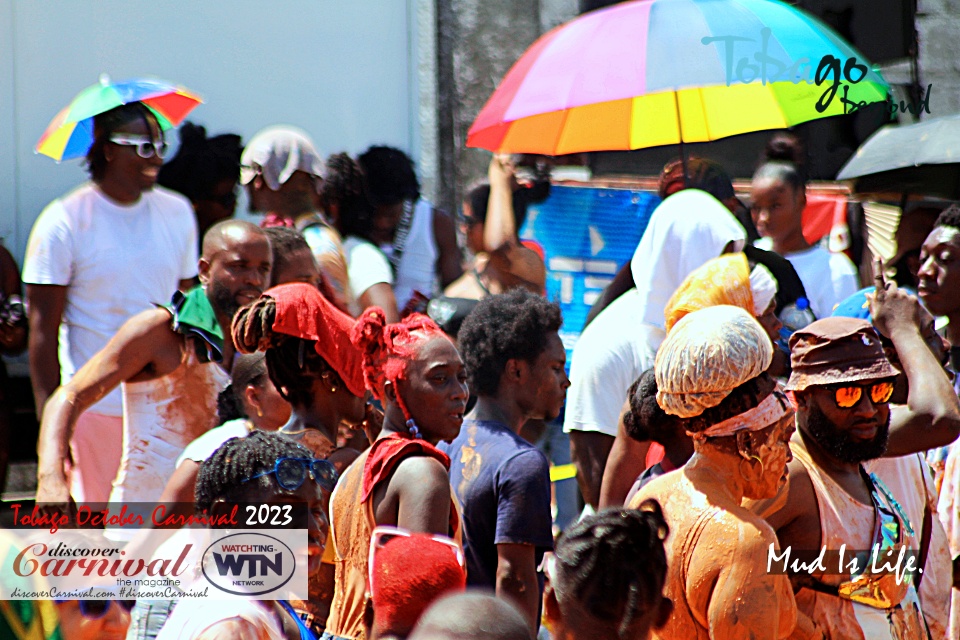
[439,419,554,588]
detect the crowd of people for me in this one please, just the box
[1,96,960,640]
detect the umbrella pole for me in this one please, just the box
[675,93,687,181]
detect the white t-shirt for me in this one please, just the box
[22,183,198,415]
[342,235,393,311]
[390,199,439,309]
[176,419,251,467]
[563,290,666,437]
[755,238,858,320]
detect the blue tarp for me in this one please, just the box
[520,185,661,363]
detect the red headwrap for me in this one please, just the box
[351,308,447,422]
[265,283,366,398]
[370,532,466,633]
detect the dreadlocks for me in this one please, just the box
[195,430,311,514]
[232,296,342,407]
[553,502,670,639]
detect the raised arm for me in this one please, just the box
[870,265,960,455]
[36,309,178,504]
[482,154,519,252]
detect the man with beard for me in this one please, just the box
[36,220,271,513]
[755,277,960,639]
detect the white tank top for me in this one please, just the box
[111,338,230,505]
[792,440,930,639]
[392,199,439,309]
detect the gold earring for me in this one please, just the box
[330,386,337,394]
[256,407,263,417]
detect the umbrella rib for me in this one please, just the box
[553,106,573,155]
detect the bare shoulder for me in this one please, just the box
[392,454,449,486]
[748,457,816,532]
[769,458,822,552]
[195,617,268,640]
[119,307,178,345]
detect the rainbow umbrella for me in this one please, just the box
[36,75,202,162]
[468,0,889,155]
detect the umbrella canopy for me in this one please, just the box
[468,0,888,155]
[36,75,202,162]
[836,113,960,199]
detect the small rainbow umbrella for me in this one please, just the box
[36,75,203,162]
[468,0,889,155]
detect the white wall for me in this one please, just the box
[0,0,422,264]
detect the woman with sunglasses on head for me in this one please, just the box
[322,308,468,640]
[364,526,467,640]
[231,282,375,637]
[156,430,333,640]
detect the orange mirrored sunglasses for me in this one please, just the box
[825,380,895,409]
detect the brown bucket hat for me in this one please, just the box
[785,316,900,392]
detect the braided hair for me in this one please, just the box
[351,308,445,421]
[232,297,343,407]
[195,430,312,514]
[553,501,670,639]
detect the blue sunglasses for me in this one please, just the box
[244,457,338,492]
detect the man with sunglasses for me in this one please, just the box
[24,101,198,505]
[754,274,960,639]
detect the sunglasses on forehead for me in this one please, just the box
[55,599,136,619]
[243,457,338,492]
[367,526,465,597]
[821,380,895,409]
[108,134,169,159]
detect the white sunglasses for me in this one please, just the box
[109,134,169,159]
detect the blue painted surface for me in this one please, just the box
[520,185,660,364]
